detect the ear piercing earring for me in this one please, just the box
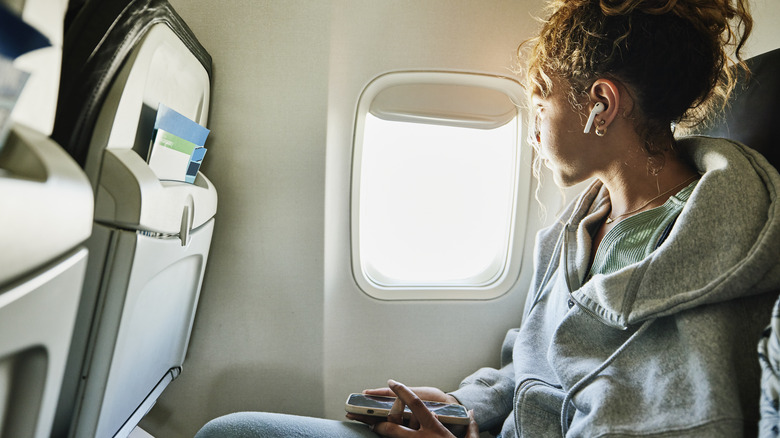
[595,119,606,136]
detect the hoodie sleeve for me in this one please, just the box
[759,296,780,438]
[449,328,519,432]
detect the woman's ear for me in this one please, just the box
[587,79,620,134]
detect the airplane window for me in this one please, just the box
[359,114,517,286]
[351,72,529,300]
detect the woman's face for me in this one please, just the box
[532,87,603,187]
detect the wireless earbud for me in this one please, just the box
[583,102,605,134]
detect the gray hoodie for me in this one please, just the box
[450,137,780,437]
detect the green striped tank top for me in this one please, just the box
[589,179,699,277]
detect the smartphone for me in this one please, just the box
[345,393,470,425]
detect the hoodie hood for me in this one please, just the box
[568,136,780,329]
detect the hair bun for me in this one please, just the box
[600,0,748,38]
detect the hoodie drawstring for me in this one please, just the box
[560,318,656,437]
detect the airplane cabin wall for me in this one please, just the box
[748,0,780,57]
[140,2,332,435]
[139,1,780,437]
[319,0,547,423]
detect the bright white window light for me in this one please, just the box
[358,113,518,287]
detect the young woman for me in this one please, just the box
[196,0,780,436]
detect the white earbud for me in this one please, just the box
[584,102,605,134]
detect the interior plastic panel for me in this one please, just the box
[84,22,215,234]
[1,0,93,436]
[0,249,88,438]
[0,346,47,438]
[350,71,530,300]
[0,126,91,438]
[51,0,212,169]
[73,220,214,438]
[0,125,93,284]
[47,1,216,436]
[95,147,217,235]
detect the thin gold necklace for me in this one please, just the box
[605,174,698,224]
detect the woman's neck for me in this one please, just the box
[600,150,698,221]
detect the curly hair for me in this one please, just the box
[522,0,752,154]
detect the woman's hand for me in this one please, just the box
[368,379,479,438]
[346,382,461,429]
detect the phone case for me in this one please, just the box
[345,393,470,425]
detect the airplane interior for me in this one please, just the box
[1,0,779,437]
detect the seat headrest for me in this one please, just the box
[693,48,780,169]
[51,0,211,168]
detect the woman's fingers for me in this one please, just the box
[357,380,472,438]
[387,396,405,425]
[465,410,479,438]
[345,413,383,426]
[387,380,440,430]
[371,421,415,438]
[363,387,395,397]
[408,412,421,430]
